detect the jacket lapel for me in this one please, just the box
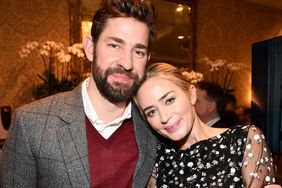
[55,85,91,186]
[132,103,158,187]
[53,86,157,187]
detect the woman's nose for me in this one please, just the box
[159,110,171,124]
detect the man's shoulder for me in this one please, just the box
[17,87,82,115]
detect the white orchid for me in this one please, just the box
[19,40,88,82]
[226,62,247,72]
[182,70,204,84]
[210,59,226,72]
[199,56,249,90]
[56,50,72,64]
[19,40,90,99]
[68,43,85,58]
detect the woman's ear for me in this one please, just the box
[83,36,94,62]
[189,85,197,105]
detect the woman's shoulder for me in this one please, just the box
[225,124,258,133]
[228,124,264,136]
[213,124,256,143]
[218,125,267,147]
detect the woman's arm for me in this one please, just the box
[241,125,277,187]
[147,166,157,188]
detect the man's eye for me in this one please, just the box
[108,43,119,49]
[133,50,146,57]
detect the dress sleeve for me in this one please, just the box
[242,125,276,187]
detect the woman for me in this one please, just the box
[134,62,277,187]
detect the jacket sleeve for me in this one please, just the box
[0,109,37,188]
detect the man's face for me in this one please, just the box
[92,17,150,103]
[195,88,212,121]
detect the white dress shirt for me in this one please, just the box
[81,78,132,139]
[206,117,220,127]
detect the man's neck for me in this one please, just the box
[87,77,128,124]
[202,113,220,124]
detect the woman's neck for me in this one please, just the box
[177,117,226,150]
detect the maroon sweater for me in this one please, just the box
[86,117,139,188]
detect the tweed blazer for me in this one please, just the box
[0,84,158,188]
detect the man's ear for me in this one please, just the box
[83,36,94,62]
[208,101,216,112]
[147,53,151,62]
[189,85,197,105]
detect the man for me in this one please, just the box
[235,105,251,125]
[0,0,157,187]
[195,81,228,128]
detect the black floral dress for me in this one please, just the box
[147,125,276,188]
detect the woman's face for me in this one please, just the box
[136,76,196,142]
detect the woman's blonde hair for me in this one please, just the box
[144,62,191,91]
[133,62,191,115]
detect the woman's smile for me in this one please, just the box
[164,119,181,133]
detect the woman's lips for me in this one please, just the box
[164,120,180,133]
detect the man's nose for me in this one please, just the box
[118,51,133,71]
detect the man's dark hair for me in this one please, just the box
[224,92,237,107]
[196,81,226,116]
[91,0,156,50]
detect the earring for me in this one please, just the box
[191,98,196,105]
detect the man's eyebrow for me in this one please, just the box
[107,36,148,50]
[135,43,148,50]
[108,36,124,44]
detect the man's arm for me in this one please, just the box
[0,109,37,188]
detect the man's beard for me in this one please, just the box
[92,61,143,104]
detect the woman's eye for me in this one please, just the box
[145,109,156,118]
[166,97,175,104]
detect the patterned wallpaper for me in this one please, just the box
[1,0,282,109]
[0,0,70,109]
[195,0,282,106]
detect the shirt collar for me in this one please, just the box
[206,117,220,126]
[81,78,132,127]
